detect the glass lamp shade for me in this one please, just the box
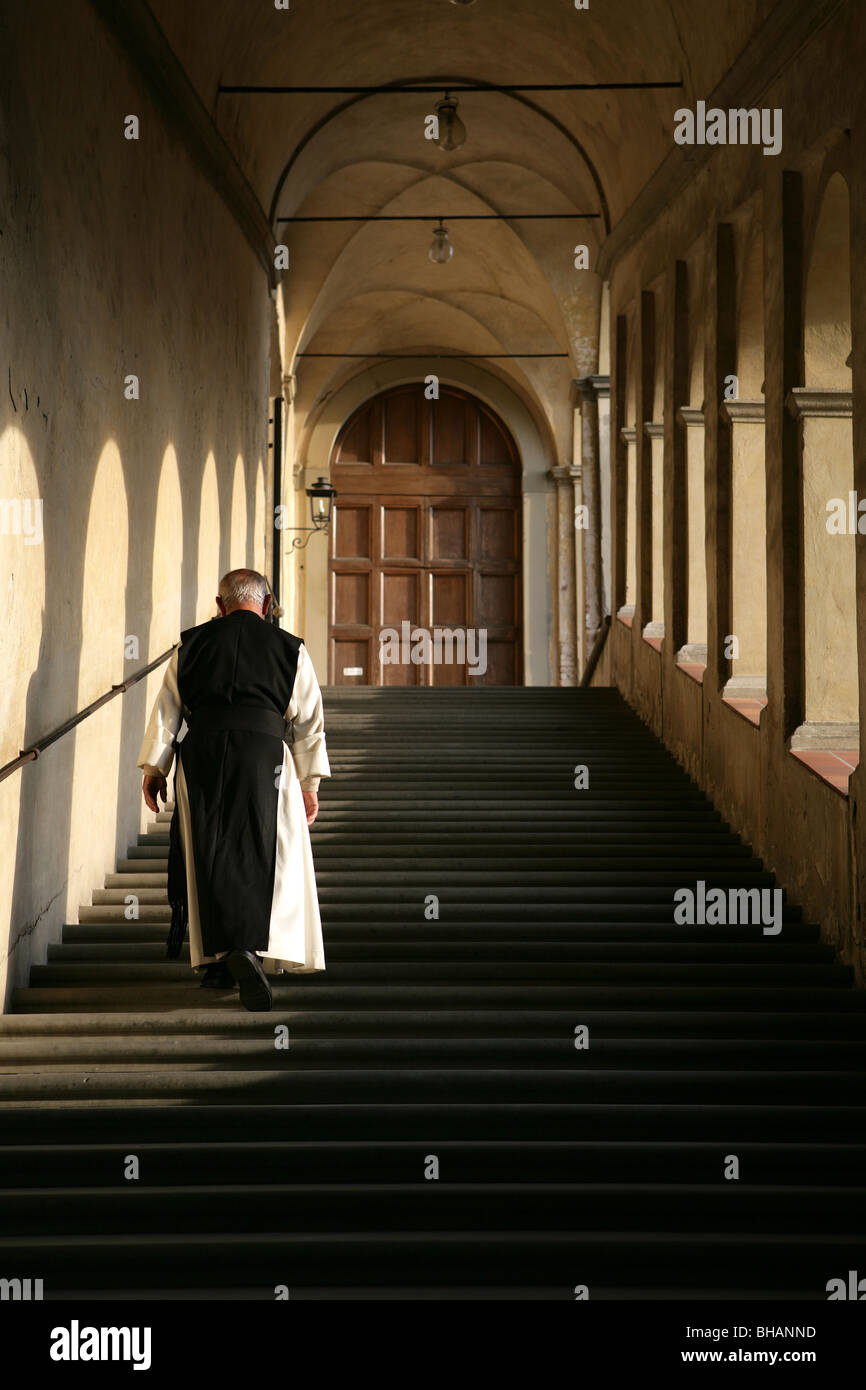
[434,96,467,151]
[306,476,337,530]
[429,224,454,264]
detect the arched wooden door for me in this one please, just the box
[328,384,523,686]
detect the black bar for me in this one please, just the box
[580,614,611,688]
[295,353,569,360]
[219,82,684,94]
[272,393,282,610]
[278,213,599,222]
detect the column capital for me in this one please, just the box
[549,464,581,484]
[785,387,853,419]
[643,420,664,440]
[572,374,611,405]
[676,406,705,428]
[720,398,765,423]
[282,372,297,403]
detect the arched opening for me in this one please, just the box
[791,171,856,754]
[327,383,522,686]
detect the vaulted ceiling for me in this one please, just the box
[150,0,777,450]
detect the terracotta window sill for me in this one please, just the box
[676,662,706,685]
[722,695,767,727]
[789,747,859,797]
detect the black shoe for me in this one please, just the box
[199,962,235,989]
[226,950,273,1012]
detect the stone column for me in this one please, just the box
[281,372,302,633]
[594,375,612,620]
[574,375,611,648]
[642,420,665,641]
[550,463,581,685]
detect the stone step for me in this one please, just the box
[5,1008,863,1038]
[0,1230,862,1296]
[12,983,866,1012]
[1,1139,862,1185]
[104,874,168,888]
[1,1101,864,1143]
[50,939,835,964]
[2,1035,865,1069]
[62,921,823,944]
[0,1183,863,1237]
[10,682,865,1298]
[78,901,808,923]
[0,1066,863,1104]
[26,961,855,988]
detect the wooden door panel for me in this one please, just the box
[430,571,470,627]
[480,408,516,466]
[477,571,518,627]
[383,389,422,465]
[381,502,422,561]
[475,639,518,685]
[381,571,421,627]
[430,653,464,687]
[333,571,370,627]
[381,653,422,686]
[332,503,373,559]
[332,637,371,685]
[431,391,470,467]
[478,505,518,562]
[336,405,373,465]
[429,505,469,561]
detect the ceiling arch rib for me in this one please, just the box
[268,93,607,281]
[266,79,612,234]
[293,288,575,464]
[283,162,595,446]
[299,290,566,363]
[150,0,778,232]
[283,168,583,364]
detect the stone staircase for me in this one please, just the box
[1,686,865,1298]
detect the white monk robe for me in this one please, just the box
[137,641,330,974]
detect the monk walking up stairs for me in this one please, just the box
[0,685,864,1298]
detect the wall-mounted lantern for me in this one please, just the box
[283,475,338,549]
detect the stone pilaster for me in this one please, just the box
[574,375,611,649]
[550,463,582,685]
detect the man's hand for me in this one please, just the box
[302,789,319,826]
[143,773,168,814]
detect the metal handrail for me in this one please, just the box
[579,614,611,687]
[0,646,176,785]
